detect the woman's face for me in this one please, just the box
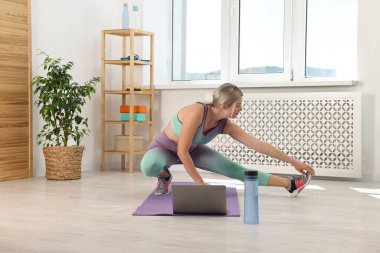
[229,97,243,118]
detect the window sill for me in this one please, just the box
[154,80,357,90]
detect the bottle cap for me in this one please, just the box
[133,5,139,11]
[124,3,128,7]
[245,170,258,177]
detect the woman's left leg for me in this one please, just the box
[190,145,289,187]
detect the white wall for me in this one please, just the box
[31,0,380,182]
[356,0,380,182]
[31,0,141,176]
[142,0,171,85]
[142,0,380,182]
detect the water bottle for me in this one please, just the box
[244,170,259,224]
[122,3,129,29]
[131,5,140,29]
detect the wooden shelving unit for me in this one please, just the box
[101,29,154,173]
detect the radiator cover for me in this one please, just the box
[208,92,361,178]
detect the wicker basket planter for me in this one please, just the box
[43,146,84,180]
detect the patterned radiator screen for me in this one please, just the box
[207,92,362,178]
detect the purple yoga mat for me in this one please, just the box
[132,182,240,217]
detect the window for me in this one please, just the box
[231,0,292,82]
[172,0,221,81]
[239,0,285,75]
[305,0,357,78]
[171,0,357,85]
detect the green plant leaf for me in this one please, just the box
[33,51,100,147]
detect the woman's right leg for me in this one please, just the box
[140,147,180,195]
[140,147,180,177]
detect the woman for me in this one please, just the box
[141,83,315,196]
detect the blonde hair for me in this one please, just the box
[211,83,243,108]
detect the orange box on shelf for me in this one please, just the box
[120,105,147,113]
[120,105,130,113]
[135,105,147,113]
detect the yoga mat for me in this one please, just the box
[132,182,240,217]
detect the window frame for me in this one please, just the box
[229,0,293,84]
[169,0,357,87]
[170,0,224,85]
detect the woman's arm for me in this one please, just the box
[177,105,205,184]
[223,120,315,175]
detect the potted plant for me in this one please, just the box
[33,52,100,180]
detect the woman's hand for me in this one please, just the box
[195,178,205,185]
[292,161,315,176]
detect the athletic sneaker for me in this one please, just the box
[287,173,312,197]
[154,169,172,195]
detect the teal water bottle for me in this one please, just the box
[122,3,129,29]
[244,170,259,224]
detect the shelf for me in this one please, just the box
[105,120,152,125]
[104,60,152,65]
[104,149,148,155]
[101,28,154,173]
[105,89,153,95]
[103,29,153,37]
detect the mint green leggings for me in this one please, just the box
[140,144,271,186]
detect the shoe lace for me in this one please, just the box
[157,177,169,190]
[294,176,305,188]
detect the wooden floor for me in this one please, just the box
[0,170,379,253]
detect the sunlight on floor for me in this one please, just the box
[204,178,243,186]
[204,178,243,184]
[305,185,326,190]
[350,188,380,200]
[350,187,380,195]
[368,194,380,200]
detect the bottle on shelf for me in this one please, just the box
[131,5,140,29]
[122,3,129,29]
[244,170,259,224]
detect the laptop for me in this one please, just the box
[172,184,227,215]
